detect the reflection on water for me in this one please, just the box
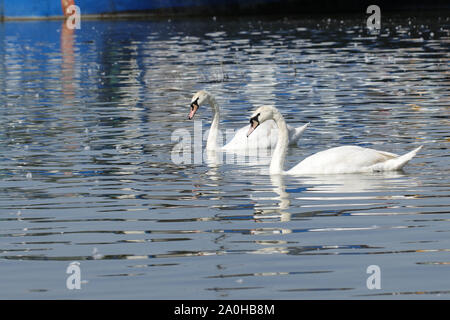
[0,14,449,299]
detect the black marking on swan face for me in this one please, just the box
[249,113,260,128]
[190,97,199,110]
[247,113,261,137]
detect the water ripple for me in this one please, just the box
[0,14,449,299]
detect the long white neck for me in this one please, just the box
[269,110,288,174]
[206,94,220,150]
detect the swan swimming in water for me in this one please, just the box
[247,105,423,175]
[188,90,309,151]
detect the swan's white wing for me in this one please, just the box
[222,121,309,150]
[287,123,309,145]
[287,145,400,175]
[222,120,278,150]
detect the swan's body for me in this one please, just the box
[287,145,421,175]
[188,90,308,151]
[222,119,307,151]
[247,106,423,175]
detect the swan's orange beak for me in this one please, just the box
[188,102,199,120]
[247,118,259,137]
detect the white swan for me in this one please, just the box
[188,90,309,151]
[247,105,423,175]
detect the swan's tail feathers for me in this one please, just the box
[290,123,310,144]
[374,145,423,172]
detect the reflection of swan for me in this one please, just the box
[270,174,290,212]
[188,90,309,151]
[251,174,292,222]
[247,106,423,175]
[293,171,410,194]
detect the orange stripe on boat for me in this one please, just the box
[61,0,75,17]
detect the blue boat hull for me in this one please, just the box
[0,0,281,19]
[1,0,448,19]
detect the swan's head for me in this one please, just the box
[188,90,209,120]
[247,105,276,137]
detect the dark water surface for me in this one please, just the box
[0,13,449,299]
